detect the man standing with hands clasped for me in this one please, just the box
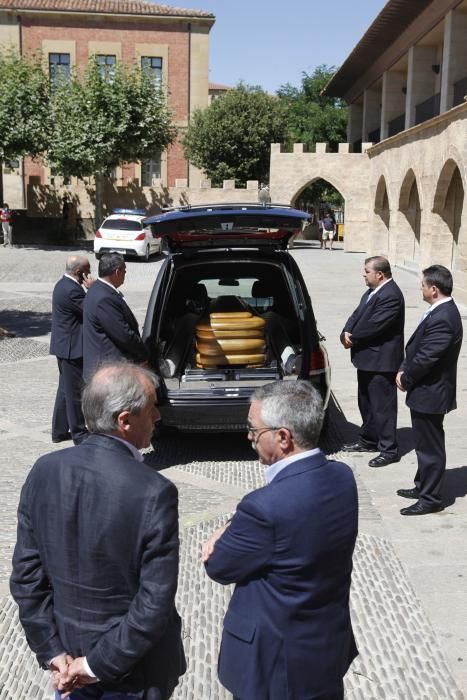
[10,363,186,699]
[203,381,358,700]
[341,256,405,467]
[396,265,463,515]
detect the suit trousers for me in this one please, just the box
[52,357,88,444]
[357,369,398,457]
[410,410,445,507]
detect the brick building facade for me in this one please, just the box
[0,0,214,220]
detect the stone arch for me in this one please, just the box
[431,159,465,271]
[398,169,422,264]
[291,175,346,244]
[367,175,391,256]
[374,175,390,228]
[290,173,349,206]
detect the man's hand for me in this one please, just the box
[201,523,230,563]
[82,273,95,289]
[341,331,353,349]
[396,371,406,392]
[50,653,75,699]
[54,656,98,698]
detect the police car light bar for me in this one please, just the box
[112,208,146,216]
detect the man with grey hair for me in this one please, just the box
[203,381,358,700]
[83,252,148,380]
[50,254,94,444]
[11,363,186,699]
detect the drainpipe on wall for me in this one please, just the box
[187,22,191,186]
[17,14,27,210]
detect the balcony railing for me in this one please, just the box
[453,76,467,107]
[368,127,381,143]
[388,113,406,137]
[415,93,440,125]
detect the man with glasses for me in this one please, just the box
[83,252,148,379]
[202,381,358,700]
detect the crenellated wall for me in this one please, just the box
[269,142,372,252]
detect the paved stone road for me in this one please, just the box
[0,243,466,699]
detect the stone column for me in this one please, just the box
[440,9,467,112]
[380,71,406,139]
[362,88,381,140]
[405,45,438,128]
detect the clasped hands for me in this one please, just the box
[50,653,97,698]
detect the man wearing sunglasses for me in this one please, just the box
[203,381,359,700]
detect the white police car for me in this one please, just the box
[94,209,161,261]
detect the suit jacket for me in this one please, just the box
[83,279,148,378]
[400,299,463,414]
[205,451,358,700]
[10,435,186,699]
[342,278,405,372]
[50,276,85,360]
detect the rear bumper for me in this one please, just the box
[159,397,249,432]
[94,240,146,257]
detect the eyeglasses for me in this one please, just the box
[247,423,282,439]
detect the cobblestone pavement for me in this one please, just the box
[0,245,466,699]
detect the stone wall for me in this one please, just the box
[367,102,467,303]
[269,142,372,252]
[11,179,260,241]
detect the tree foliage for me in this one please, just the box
[48,59,177,225]
[183,83,288,186]
[278,65,347,151]
[48,59,177,178]
[0,50,51,202]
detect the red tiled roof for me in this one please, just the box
[208,82,231,91]
[0,0,214,18]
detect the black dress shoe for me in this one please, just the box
[342,441,378,453]
[397,488,420,499]
[368,454,400,468]
[400,500,443,516]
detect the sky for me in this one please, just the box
[184,0,386,93]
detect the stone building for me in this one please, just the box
[0,0,214,229]
[270,0,467,303]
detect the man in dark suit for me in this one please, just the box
[83,252,148,379]
[50,255,94,445]
[203,381,358,700]
[340,256,405,467]
[10,363,186,699]
[396,265,463,515]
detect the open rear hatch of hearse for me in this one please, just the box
[143,203,310,252]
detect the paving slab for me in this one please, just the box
[0,244,465,699]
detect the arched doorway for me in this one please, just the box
[399,169,421,264]
[432,159,465,275]
[372,175,390,255]
[293,178,345,245]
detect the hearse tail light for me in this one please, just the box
[309,348,327,376]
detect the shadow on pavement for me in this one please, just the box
[147,393,350,470]
[0,310,51,337]
[146,430,253,470]
[442,465,467,507]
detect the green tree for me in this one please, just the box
[0,51,51,205]
[48,59,177,226]
[183,83,288,186]
[278,65,347,152]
